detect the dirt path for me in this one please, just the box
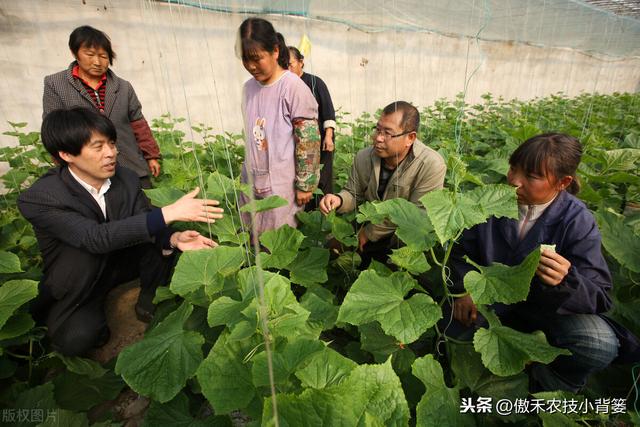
[87,281,150,426]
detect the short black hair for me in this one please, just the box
[382,101,420,134]
[69,25,116,65]
[41,108,117,165]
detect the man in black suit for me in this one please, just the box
[18,107,223,356]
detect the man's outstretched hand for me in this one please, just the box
[161,187,224,224]
[170,230,218,251]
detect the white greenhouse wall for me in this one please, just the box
[0,0,639,144]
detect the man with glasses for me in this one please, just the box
[319,101,446,266]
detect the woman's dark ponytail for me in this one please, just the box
[238,18,289,70]
[275,32,289,69]
[566,176,580,195]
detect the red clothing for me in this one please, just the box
[72,65,107,112]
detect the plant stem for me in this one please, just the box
[28,338,33,382]
[430,248,442,267]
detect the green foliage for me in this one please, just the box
[239,195,288,214]
[595,208,640,273]
[258,225,305,269]
[115,302,205,403]
[3,92,640,425]
[142,392,230,427]
[412,355,475,427]
[463,248,540,305]
[473,309,571,377]
[0,280,38,331]
[262,359,409,426]
[337,270,441,344]
[170,247,245,297]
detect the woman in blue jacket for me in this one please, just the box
[448,133,636,392]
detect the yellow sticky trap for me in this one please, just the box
[298,34,312,57]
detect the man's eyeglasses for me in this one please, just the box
[371,126,415,140]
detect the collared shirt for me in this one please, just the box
[68,168,111,219]
[517,195,557,239]
[72,65,107,112]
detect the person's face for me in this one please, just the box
[242,46,281,84]
[288,52,303,77]
[371,111,415,161]
[59,131,118,190]
[507,165,569,205]
[74,45,110,79]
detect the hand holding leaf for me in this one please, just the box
[536,249,571,286]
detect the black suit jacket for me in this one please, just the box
[18,165,170,305]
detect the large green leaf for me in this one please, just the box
[596,208,640,273]
[0,250,22,273]
[359,322,416,373]
[599,148,640,172]
[170,247,245,296]
[359,322,403,360]
[295,346,357,389]
[337,270,441,344]
[263,274,319,340]
[467,184,518,220]
[207,296,250,328]
[356,201,388,225]
[55,353,108,379]
[258,225,305,269]
[300,285,339,330]
[262,359,409,426]
[251,338,325,388]
[296,210,329,247]
[143,187,185,207]
[115,302,204,403]
[13,383,56,427]
[389,247,430,275]
[0,313,34,341]
[206,170,237,201]
[208,214,249,245]
[473,310,571,377]
[53,370,124,411]
[463,248,540,305]
[0,280,38,330]
[237,266,278,301]
[197,332,260,414]
[207,295,258,341]
[450,343,528,401]
[286,247,329,286]
[142,392,228,427]
[372,198,437,251]
[421,189,489,244]
[325,211,358,247]
[412,355,475,427]
[239,195,288,213]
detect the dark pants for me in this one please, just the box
[439,303,619,392]
[306,150,334,211]
[139,175,152,190]
[359,235,398,269]
[33,243,175,356]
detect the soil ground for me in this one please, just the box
[87,281,149,426]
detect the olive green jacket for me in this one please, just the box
[337,140,446,242]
